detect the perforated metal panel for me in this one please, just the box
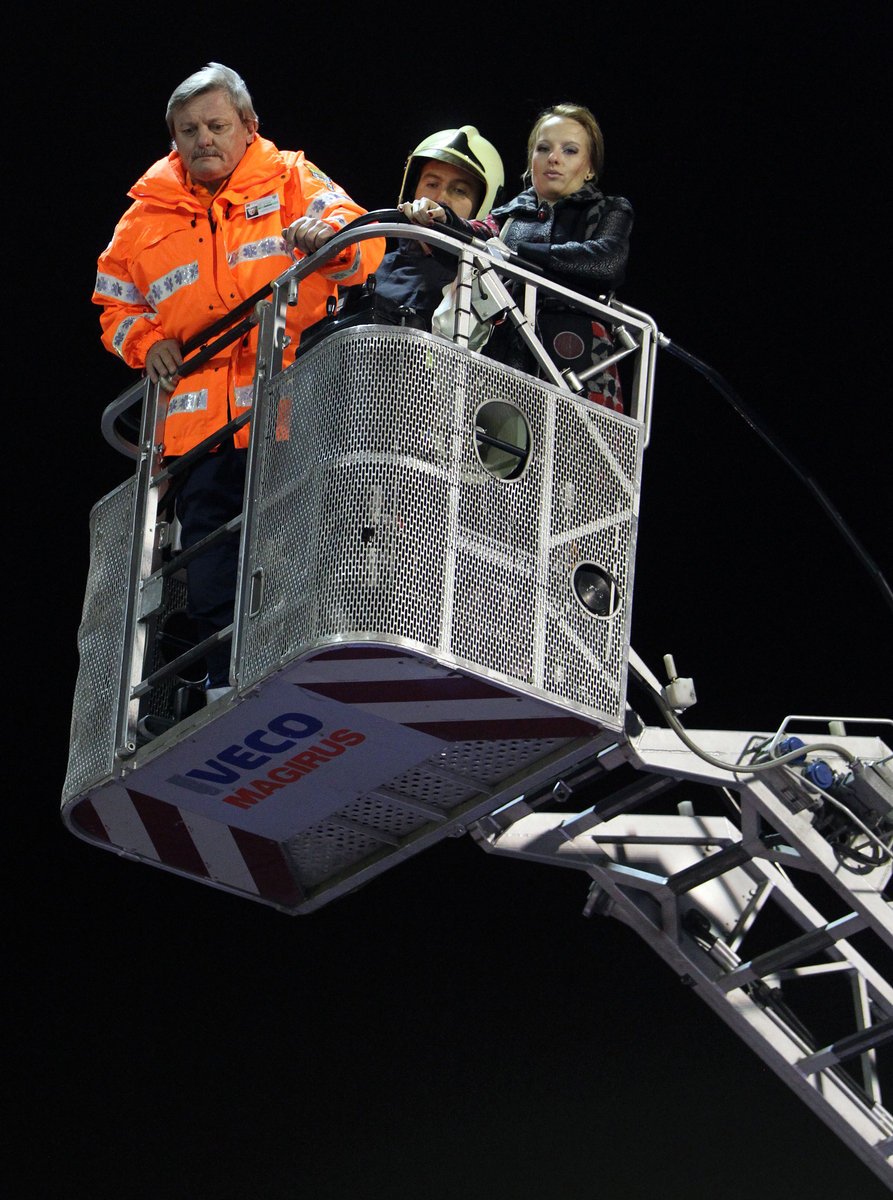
[64,485,199,805]
[63,479,135,801]
[239,326,643,729]
[63,326,644,912]
[283,734,586,896]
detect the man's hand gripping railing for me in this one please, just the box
[100,212,653,457]
[100,212,405,458]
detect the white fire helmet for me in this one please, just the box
[399,125,504,219]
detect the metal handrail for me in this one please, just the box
[100,212,658,458]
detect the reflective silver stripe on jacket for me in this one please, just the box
[95,272,149,305]
[305,197,331,220]
[234,385,253,409]
[146,262,200,307]
[306,195,352,221]
[227,237,288,270]
[167,389,209,415]
[328,244,362,282]
[112,312,159,357]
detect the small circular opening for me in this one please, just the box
[474,400,531,480]
[572,563,622,618]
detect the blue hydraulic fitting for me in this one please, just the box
[804,760,835,790]
[776,736,807,763]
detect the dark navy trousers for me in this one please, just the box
[175,441,248,686]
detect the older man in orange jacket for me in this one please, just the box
[94,62,383,697]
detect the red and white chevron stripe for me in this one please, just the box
[66,644,601,910]
[70,784,303,908]
[288,646,598,741]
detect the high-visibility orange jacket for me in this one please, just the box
[94,136,383,456]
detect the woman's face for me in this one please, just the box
[529,117,593,202]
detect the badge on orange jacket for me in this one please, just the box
[245,192,281,220]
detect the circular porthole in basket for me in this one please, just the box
[473,400,531,480]
[572,563,622,618]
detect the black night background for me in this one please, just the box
[11,5,891,1197]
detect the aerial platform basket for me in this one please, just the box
[63,321,646,913]
[64,222,893,1185]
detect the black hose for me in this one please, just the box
[661,336,893,616]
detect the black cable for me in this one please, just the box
[660,337,893,616]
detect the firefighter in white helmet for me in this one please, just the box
[371,125,504,328]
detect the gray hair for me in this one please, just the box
[165,62,259,135]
